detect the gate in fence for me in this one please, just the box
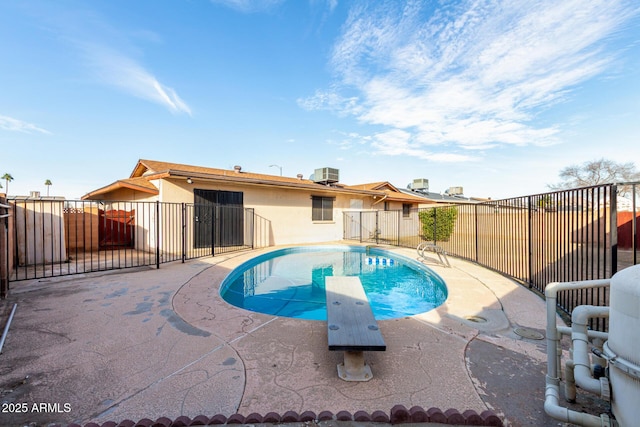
[5,199,256,283]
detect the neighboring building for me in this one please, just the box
[399,187,481,206]
[398,179,484,205]
[342,181,434,213]
[82,159,428,247]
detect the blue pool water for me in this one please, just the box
[219,246,448,320]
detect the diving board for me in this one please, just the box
[325,276,385,381]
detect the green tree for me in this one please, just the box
[2,173,13,195]
[419,206,458,242]
[44,179,52,196]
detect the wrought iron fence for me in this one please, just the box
[6,199,257,282]
[344,183,640,329]
[1,198,10,298]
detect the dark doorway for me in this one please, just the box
[194,189,244,249]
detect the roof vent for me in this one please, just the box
[313,167,339,184]
[296,174,303,180]
[233,165,242,173]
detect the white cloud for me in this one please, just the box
[297,88,361,116]
[303,0,638,161]
[371,129,476,162]
[78,43,192,116]
[218,0,338,15]
[48,8,192,115]
[209,0,285,13]
[326,130,371,150]
[0,115,51,134]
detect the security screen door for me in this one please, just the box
[194,189,244,249]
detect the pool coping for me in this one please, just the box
[218,244,449,321]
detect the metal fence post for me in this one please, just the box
[155,201,160,269]
[375,211,379,245]
[633,183,638,266]
[527,195,533,288]
[474,204,479,263]
[397,210,401,246]
[432,207,437,245]
[610,184,618,276]
[181,203,186,263]
[250,208,255,249]
[0,201,10,299]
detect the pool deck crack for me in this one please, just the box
[229,316,279,344]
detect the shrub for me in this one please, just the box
[419,206,458,242]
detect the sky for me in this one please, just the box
[2,0,639,200]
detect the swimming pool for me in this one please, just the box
[219,246,448,320]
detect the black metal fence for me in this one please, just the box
[6,199,258,282]
[345,183,640,327]
[1,198,10,298]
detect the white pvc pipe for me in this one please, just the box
[0,303,17,354]
[569,305,610,397]
[557,325,609,341]
[544,280,611,426]
[545,280,610,379]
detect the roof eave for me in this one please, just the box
[81,180,159,200]
[162,170,383,196]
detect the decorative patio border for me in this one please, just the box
[59,405,503,427]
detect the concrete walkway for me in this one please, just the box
[0,245,575,426]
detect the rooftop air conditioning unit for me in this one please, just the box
[313,167,339,184]
[448,186,464,196]
[412,179,429,191]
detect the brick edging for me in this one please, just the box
[62,405,503,427]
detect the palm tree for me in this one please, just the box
[2,173,13,195]
[45,179,52,197]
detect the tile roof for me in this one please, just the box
[347,181,395,191]
[82,177,159,199]
[83,159,431,203]
[129,159,430,201]
[347,182,429,203]
[132,159,317,186]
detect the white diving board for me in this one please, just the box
[325,276,385,381]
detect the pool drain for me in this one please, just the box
[464,315,488,323]
[514,327,544,340]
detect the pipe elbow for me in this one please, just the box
[571,305,609,326]
[545,282,561,298]
[544,398,569,420]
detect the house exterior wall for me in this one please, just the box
[98,188,158,202]
[158,178,378,246]
[381,200,407,210]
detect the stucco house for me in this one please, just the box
[82,159,428,249]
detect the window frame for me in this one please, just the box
[402,203,412,218]
[311,195,335,221]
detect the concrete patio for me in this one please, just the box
[0,245,606,426]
